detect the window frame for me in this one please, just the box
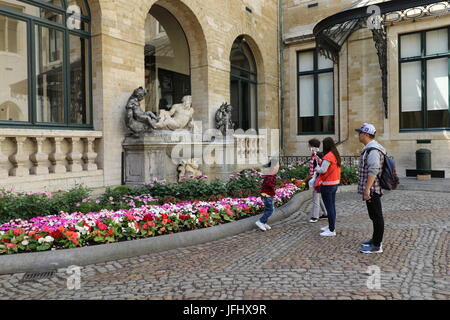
[296,48,335,135]
[0,0,93,129]
[399,26,450,132]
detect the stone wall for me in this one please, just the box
[282,0,450,178]
[0,0,280,192]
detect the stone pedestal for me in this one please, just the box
[122,131,237,185]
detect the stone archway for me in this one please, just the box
[141,0,209,126]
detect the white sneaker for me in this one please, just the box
[264,223,272,230]
[320,226,329,231]
[320,230,336,237]
[255,221,267,231]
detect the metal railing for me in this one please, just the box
[280,156,360,168]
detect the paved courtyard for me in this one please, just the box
[0,189,448,300]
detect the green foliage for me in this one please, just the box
[277,165,309,180]
[340,166,359,185]
[0,185,91,224]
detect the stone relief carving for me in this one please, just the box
[125,88,194,135]
[155,95,194,131]
[215,102,234,135]
[177,159,202,181]
[125,87,159,136]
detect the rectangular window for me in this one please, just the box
[35,24,64,123]
[0,14,28,122]
[297,49,334,134]
[400,27,450,130]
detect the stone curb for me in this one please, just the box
[0,185,358,275]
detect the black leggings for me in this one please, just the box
[366,193,384,247]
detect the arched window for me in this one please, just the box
[230,36,257,131]
[0,0,92,127]
[145,5,190,113]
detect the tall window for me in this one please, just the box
[0,0,92,127]
[400,27,450,130]
[297,49,334,134]
[230,36,258,131]
[145,5,190,113]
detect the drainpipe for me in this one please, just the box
[278,0,285,156]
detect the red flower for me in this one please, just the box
[125,212,135,221]
[179,215,189,221]
[97,222,108,231]
[6,243,17,249]
[161,213,168,220]
[51,230,62,239]
[143,214,153,222]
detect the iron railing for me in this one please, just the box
[280,156,360,168]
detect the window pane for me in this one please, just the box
[428,110,448,128]
[37,0,63,7]
[67,0,89,17]
[401,61,422,112]
[319,115,334,133]
[0,16,28,121]
[427,58,448,111]
[8,19,18,53]
[298,51,314,72]
[318,72,333,116]
[0,15,5,51]
[35,25,64,123]
[426,29,448,55]
[69,35,90,124]
[401,33,421,58]
[299,75,314,117]
[401,111,422,129]
[298,117,314,133]
[318,53,333,70]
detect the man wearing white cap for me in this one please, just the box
[355,123,386,254]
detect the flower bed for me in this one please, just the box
[0,183,301,255]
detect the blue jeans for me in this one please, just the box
[260,197,274,223]
[320,185,338,232]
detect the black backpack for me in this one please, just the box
[366,148,400,190]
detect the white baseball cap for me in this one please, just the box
[355,123,376,135]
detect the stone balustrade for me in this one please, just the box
[0,129,102,181]
[233,133,268,167]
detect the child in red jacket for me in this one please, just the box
[255,158,279,231]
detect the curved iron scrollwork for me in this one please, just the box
[313,0,448,120]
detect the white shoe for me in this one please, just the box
[320,230,336,237]
[264,223,272,230]
[255,221,267,231]
[320,226,329,231]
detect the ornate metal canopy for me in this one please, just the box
[313,0,450,118]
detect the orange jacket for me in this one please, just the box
[317,152,341,186]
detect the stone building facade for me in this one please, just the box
[0,0,280,192]
[282,0,450,178]
[2,0,450,193]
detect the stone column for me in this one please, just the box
[67,137,83,172]
[9,137,29,177]
[30,137,49,175]
[82,137,98,171]
[49,137,67,174]
[0,137,9,178]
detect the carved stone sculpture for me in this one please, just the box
[177,158,202,181]
[155,95,194,131]
[125,87,159,136]
[215,102,234,135]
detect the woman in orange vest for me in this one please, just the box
[314,137,341,237]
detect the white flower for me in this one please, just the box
[21,240,29,246]
[44,236,54,243]
[38,237,45,244]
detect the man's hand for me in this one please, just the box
[364,189,371,201]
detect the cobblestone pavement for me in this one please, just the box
[0,190,449,300]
